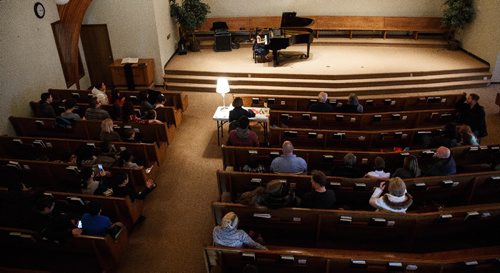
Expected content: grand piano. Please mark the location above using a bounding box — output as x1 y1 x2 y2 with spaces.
264 12 315 67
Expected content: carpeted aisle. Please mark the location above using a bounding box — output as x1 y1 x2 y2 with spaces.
117 92 223 273
117 84 499 273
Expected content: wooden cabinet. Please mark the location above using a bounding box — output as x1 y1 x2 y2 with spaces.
109 58 154 87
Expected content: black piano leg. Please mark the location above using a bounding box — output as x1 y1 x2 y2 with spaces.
306 43 311 58
272 50 279 67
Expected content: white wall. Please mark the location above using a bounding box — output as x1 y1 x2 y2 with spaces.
153 0 179 72
84 0 177 85
0 0 66 135
459 0 500 80
204 0 443 17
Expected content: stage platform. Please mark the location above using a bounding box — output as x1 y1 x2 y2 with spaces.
164 41 491 97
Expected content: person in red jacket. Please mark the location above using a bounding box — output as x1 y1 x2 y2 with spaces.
227 116 259 147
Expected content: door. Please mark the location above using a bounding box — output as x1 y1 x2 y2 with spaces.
81 24 114 88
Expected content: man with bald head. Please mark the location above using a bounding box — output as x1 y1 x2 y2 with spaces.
309 92 333 112
270 141 307 173
424 146 457 176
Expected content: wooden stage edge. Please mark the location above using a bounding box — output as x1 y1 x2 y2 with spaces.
164 44 491 96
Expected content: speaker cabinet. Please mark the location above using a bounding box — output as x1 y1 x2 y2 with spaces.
214 32 232 52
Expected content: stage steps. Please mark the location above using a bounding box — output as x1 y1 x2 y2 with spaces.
164 68 491 97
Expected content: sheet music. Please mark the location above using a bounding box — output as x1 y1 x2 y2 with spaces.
121 57 139 64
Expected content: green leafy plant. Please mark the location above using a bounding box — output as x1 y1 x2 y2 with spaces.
170 0 210 51
442 0 475 35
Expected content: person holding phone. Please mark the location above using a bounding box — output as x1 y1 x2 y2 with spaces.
80 166 111 195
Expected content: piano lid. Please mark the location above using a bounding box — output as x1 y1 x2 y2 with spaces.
280 12 314 28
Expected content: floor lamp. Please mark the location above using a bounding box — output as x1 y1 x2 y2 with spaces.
216 78 230 109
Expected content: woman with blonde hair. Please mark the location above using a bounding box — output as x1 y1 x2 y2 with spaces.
213 212 267 249
99 118 121 142
369 177 413 213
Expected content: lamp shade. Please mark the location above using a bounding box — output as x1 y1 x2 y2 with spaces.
216 78 230 94
55 0 70 5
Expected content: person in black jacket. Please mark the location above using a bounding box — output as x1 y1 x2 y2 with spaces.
302 170 336 209
456 93 487 138
229 97 255 123
38 92 56 118
111 172 156 201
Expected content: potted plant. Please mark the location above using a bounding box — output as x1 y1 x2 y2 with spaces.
169 0 210 52
442 0 475 50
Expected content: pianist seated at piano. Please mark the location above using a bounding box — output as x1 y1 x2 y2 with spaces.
253 30 271 62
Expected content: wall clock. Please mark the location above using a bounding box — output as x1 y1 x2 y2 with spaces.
34 2 45 19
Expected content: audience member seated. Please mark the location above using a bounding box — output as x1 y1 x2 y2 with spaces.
122 102 162 124
81 201 113 237
369 177 413 213
38 92 56 118
302 170 336 209
458 125 479 145
241 153 266 173
259 180 300 209
60 98 82 121
95 141 117 167
76 144 97 167
238 187 266 206
338 93 364 113
270 141 307 174
27 195 82 242
80 167 110 195
111 173 156 201
227 116 259 147
111 90 125 120
122 128 139 142
139 90 153 113
117 149 142 169
330 153 364 178
213 212 267 249
309 92 333 112
153 94 167 109
430 122 458 148
229 97 255 123
85 97 111 121
365 156 390 178
143 109 161 123
100 118 121 142
424 146 457 176
392 155 421 179
456 93 487 138
1 180 39 227
91 82 109 105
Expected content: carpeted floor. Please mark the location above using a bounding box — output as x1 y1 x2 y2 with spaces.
117 84 500 273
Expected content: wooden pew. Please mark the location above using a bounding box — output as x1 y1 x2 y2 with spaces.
0 135 162 167
0 189 142 231
29 101 182 129
205 245 500 273
242 93 463 113
0 158 156 192
48 88 189 112
269 108 456 130
0 226 127 273
212 202 500 251
216 170 500 210
220 144 499 172
9 116 174 146
269 126 444 149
